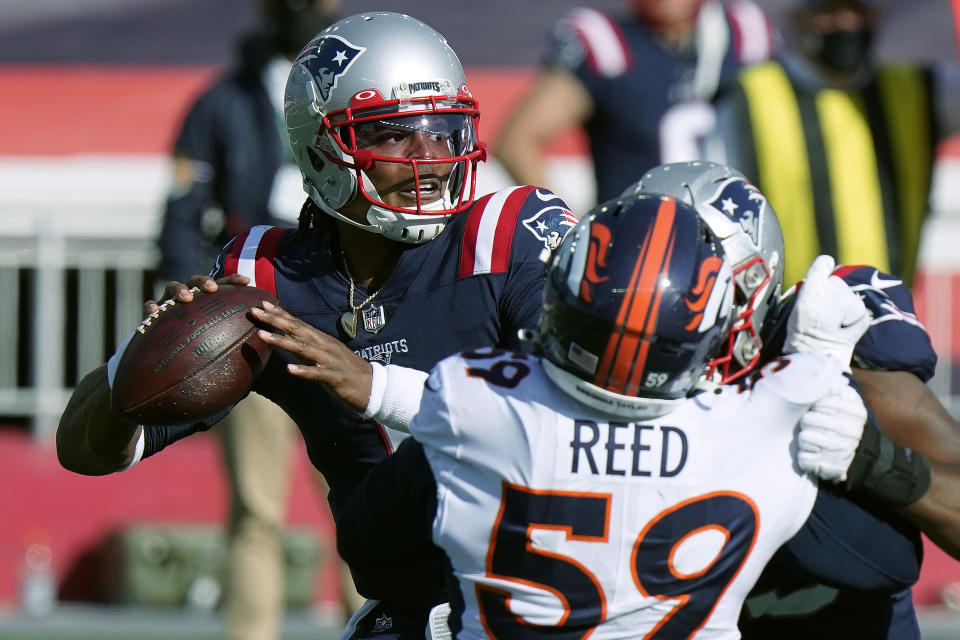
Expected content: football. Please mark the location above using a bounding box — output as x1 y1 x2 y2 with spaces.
110 285 277 425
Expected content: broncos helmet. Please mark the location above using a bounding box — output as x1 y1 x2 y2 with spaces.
625 161 785 383
539 194 735 418
284 12 484 243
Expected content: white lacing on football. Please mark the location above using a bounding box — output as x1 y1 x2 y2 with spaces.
135 287 200 334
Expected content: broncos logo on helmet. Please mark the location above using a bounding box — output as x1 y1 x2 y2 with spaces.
299 35 365 103
684 256 727 331
580 223 612 304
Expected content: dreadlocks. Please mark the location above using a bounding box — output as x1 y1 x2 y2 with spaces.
296 197 324 242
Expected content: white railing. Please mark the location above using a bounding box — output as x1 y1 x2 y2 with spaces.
0 155 166 440
0 212 160 440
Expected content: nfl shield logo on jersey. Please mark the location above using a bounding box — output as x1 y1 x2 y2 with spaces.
372 613 393 633
362 304 387 334
300 35 365 103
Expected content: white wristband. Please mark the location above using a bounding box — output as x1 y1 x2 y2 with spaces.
362 362 389 420
361 363 428 432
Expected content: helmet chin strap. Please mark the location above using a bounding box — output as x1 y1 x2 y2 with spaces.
359 171 455 244
304 167 458 243
306 180 383 235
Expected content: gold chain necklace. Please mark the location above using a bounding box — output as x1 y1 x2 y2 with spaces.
340 255 382 339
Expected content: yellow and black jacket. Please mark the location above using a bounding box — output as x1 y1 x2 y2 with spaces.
717 60 937 287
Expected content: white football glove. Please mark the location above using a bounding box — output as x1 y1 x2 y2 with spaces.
796 383 867 482
784 255 871 371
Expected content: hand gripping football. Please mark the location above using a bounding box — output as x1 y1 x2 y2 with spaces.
110 285 277 425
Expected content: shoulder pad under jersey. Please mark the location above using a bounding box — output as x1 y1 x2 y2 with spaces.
834 265 936 382
457 186 576 279
546 8 631 78
210 225 294 297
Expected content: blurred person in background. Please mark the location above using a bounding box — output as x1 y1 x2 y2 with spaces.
493 0 773 206
155 1 361 639
710 0 960 288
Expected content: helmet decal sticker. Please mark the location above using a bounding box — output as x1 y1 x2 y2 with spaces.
684 256 724 331
301 35 366 103
580 223 612 304
705 178 767 247
522 200 578 251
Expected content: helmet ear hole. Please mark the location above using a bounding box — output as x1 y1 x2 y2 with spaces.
307 147 325 173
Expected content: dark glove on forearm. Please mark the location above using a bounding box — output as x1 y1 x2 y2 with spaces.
845 418 931 506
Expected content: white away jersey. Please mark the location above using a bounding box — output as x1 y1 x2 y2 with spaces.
410 348 849 639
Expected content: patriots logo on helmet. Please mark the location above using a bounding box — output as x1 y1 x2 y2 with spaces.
300 35 365 103
523 202 578 251
706 178 767 246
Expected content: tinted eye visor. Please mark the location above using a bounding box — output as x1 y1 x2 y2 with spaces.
351 113 476 159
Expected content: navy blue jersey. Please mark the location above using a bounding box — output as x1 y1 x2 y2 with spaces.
333 258 931 627
837 265 937 381
761 264 937 382
545 4 771 200
740 264 935 639
211 186 575 603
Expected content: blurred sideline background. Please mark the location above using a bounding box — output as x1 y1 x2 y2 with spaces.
1 0 959 638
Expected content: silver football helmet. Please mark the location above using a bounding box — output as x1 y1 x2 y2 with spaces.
625 161 785 382
284 12 484 243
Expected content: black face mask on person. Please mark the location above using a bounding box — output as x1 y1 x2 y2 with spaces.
809 28 874 75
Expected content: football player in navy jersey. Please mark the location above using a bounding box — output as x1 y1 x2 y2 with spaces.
56 12 577 639
494 0 773 204
629 161 960 639
329 192 937 638
315 162 951 638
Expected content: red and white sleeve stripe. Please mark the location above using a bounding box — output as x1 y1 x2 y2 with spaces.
221 225 286 296
567 8 631 78
459 186 535 278
726 0 773 64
